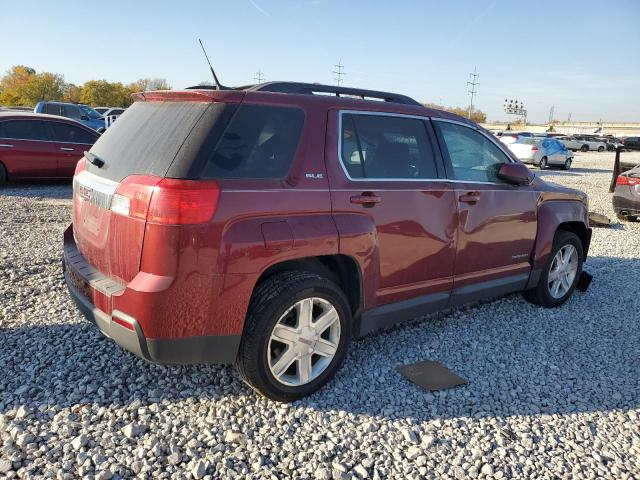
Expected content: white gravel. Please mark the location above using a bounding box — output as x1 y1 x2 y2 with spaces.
1 152 639 479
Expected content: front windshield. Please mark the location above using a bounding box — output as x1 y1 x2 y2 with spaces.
80 105 103 120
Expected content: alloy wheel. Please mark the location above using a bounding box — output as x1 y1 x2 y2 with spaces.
267 297 341 386
547 244 579 299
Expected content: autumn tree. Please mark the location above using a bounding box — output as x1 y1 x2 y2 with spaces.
0 66 65 106
423 103 487 123
128 77 171 92
80 80 132 107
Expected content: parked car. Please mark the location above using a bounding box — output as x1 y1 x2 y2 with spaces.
94 107 111 115
101 107 125 118
557 136 595 152
612 165 640 221
0 112 99 184
508 137 574 169
63 82 592 401
573 135 607 152
622 136 640 151
34 101 107 133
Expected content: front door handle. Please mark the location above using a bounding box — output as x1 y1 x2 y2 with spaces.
350 192 382 207
60 147 74 152
0 144 14 148
459 192 480 203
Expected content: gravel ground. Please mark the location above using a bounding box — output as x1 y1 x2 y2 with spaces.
1 151 639 479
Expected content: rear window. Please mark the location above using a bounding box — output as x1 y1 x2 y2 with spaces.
201 104 304 179
86 101 235 182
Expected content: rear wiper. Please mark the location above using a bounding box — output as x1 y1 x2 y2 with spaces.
84 151 105 168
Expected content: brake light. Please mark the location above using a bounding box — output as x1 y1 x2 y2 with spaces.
616 175 639 186
111 176 219 225
74 158 86 176
531 146 539 152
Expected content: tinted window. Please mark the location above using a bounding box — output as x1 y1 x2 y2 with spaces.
48 122 97 144
341 113 437 179
0 120 48 141
437 121 511 183
87 101 236 182
63 104 82 119
45 104 62 116
202 104 304 179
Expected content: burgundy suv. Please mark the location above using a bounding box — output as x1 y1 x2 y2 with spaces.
63 83 591 401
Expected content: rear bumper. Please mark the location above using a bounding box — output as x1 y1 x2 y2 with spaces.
612 190 640 216
65 273 240 364
63 226 242 365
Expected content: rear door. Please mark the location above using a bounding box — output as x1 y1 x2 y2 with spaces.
46 120 98 176
327 110 457 311
433 119 538 303
0 119 58 178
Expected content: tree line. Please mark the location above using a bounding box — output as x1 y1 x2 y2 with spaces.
0 65 171 108
423 103 487 123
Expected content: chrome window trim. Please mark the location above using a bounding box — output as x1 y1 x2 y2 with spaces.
336 110 517 186
337 110 441 182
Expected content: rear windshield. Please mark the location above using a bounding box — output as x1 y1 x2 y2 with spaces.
517 138 540 145
86 101 234 182
86 101 304 182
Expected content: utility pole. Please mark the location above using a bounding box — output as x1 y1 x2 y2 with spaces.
333 60 346 86
467 67 479 120
253 70 265 83
548 106 554 124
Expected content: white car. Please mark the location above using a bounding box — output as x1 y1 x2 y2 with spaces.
558 135 606 152
508 137 574 169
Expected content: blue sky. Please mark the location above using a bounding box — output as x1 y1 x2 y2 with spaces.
1 0 639 123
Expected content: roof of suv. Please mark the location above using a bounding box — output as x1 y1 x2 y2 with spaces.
136 81 476 127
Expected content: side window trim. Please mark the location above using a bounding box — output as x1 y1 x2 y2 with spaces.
337 110 444 182
431 118 515 185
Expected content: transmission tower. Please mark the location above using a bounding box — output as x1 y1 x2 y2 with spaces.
467 67 479 120
254 70 265 83
333 61 346 86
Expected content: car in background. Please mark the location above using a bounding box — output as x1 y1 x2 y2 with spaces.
622 136 640 151
498 131 532 145
34 101 107 133
0 112 99 184
102 107 125 118
94 107 110 115
612 165 640 221
557 136 595 152
573 135 607 152
507 137 574 169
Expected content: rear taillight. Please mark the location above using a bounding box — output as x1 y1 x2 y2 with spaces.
616 175 639 186
111 176 220 225
75 158 86 176
531 146 539 152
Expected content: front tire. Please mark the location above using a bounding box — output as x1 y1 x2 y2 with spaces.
598 146 605 152
523 230 583 308
563 158 572 170
235 271 352 402
580 145 589 152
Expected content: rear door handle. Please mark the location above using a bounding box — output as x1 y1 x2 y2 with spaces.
350 193 382 206
0 144 14 148
60 147 74 152
459 192 480 203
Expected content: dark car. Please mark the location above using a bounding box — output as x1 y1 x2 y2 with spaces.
63 82 592 401
613 165 640 221
622 136 640 151
0 113 100 184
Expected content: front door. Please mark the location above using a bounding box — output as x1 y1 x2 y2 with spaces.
326 110 458 320
45 120 98 176
433 120 538 303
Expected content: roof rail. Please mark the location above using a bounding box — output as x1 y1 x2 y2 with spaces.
244 82 422 106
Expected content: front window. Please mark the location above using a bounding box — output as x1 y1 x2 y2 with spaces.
437 121 511 183
80 105 103 120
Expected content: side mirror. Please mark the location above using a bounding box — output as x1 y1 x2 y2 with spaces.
498 162 534 185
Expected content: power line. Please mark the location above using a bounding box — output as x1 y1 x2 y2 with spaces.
253 70 265 83
333 60 346 86
467 67 479 120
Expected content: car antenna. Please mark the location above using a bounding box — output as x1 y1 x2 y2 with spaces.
198 38 225 90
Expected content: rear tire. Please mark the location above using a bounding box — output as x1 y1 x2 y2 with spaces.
539 157 548 169
235 271 352 402
0 163 6 185
597 146 605 152
580 145 589 152
523 230 583 308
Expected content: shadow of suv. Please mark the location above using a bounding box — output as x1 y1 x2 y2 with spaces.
63 82 592 401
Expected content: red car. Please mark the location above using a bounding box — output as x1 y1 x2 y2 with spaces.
63 82 592 401
0 112 99 184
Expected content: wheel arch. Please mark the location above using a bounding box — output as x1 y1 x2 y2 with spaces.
557 221 591 261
